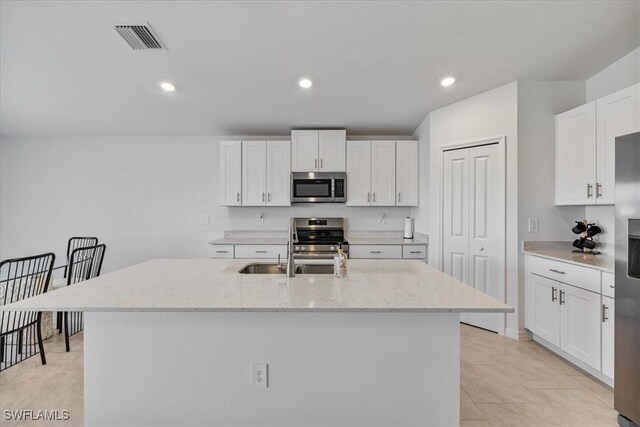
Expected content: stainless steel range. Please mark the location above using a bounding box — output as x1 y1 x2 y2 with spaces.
291 217 349 260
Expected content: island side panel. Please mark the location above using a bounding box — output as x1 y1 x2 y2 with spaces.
85 311 460 426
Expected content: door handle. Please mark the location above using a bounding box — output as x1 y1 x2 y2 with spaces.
587 183 593 198
549 269 565 275
602 304 609 322
551 287 557 302
596 182 602 198
559 290 565 305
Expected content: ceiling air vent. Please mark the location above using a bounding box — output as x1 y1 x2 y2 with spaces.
113 23 166 50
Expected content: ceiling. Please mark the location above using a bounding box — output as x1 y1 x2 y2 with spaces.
1 0 638 137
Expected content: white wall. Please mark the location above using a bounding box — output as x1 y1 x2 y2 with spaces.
411 115 430 233
0 135 413 272
428 82 519 336
584 47 640 255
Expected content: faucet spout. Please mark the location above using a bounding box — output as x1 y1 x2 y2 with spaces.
287 217 296 277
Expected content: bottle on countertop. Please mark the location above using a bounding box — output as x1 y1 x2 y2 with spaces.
334 243 347 278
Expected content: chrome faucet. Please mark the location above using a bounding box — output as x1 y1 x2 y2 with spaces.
286 217 296 277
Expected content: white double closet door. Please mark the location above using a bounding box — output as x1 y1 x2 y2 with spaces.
443 143 505 334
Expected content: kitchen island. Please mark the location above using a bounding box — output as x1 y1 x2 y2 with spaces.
3 258 512 426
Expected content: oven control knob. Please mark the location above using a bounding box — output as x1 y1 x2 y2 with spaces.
301 246 306 250
330 246 336 251
295 246 300 251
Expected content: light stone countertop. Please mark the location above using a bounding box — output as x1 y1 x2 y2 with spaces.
347 237 429 245
210 231 429 246
522 241 614 273
2 259 511 313
210 237 288 245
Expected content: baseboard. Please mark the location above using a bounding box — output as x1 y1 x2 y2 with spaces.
505 328 529 341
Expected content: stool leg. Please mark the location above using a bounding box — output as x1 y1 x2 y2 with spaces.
37 322 46 365
64 312 70 353
17 329 23 354
0 336 4 364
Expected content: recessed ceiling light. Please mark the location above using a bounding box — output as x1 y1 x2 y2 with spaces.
298 78 313 89
440 76 456 87
160 82 176 92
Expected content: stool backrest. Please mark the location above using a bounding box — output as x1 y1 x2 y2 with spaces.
67 244 106 286
65 237 98 277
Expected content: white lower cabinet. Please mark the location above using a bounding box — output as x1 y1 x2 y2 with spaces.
601 296 615 379
234 245 287 259
559 283 601 370
525 254 613 382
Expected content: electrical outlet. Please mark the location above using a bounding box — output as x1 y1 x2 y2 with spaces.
251 363 268 388
200 215 210 225
528 218 539 233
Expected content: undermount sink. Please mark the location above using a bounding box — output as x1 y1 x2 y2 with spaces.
238 263 334 275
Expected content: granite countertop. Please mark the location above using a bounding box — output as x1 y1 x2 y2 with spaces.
2 259 511 314
522 241 614 273
209 231 429 246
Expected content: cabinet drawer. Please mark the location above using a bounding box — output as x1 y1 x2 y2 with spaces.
209 245 234 259
602 272 615 298
403 245 427 259
234 245 287 259
350 245 402 259
528 255 600 294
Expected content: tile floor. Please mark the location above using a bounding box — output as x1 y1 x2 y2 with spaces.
0 325 618 426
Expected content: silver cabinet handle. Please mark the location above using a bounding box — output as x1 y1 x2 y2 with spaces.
315 158 318 170
215 250 229 253
602 304 609 322
549 269 565 275
255 250 267 253
559 290 565 305
551 287 557 302
609 285 615 288
320 158 323 169
268 192 271 202
398 192 402 202
367 192 371 202
587 183 593 198
262 192 265 202
410 251 422 254
373 192 376 202
596 182 602 198
236 192 240 202
370 250 382 254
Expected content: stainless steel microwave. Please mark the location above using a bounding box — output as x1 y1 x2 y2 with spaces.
291 172 346 203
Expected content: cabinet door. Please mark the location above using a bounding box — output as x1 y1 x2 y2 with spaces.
291 130 319 172
242 141 267 206
346 141 371 206
318 130 346 172
528 274 561 347
601 295 615 379
219 141 242 206
370 141 396 206
555 102 597 205
266 141 291 206
396 140 418 206
560 283 601 370
596 84 640 204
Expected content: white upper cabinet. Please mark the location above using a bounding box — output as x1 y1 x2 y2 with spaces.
291 130 318 172
318 130 346 171
219 141 242 206
242 141 267 206
396 140 418 206
346 140 372 206
596 84 640 204
266 141 291 206
556 84 640 205
240 141 291 207
291 129 346 172
555 102 597 205
370 141 396 206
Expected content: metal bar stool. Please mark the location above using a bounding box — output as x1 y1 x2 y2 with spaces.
0 252 55 371
63 244 106 352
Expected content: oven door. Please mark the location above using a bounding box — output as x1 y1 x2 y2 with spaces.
291 173 334 203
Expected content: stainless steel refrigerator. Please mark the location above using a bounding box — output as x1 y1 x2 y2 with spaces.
615 132 640 427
